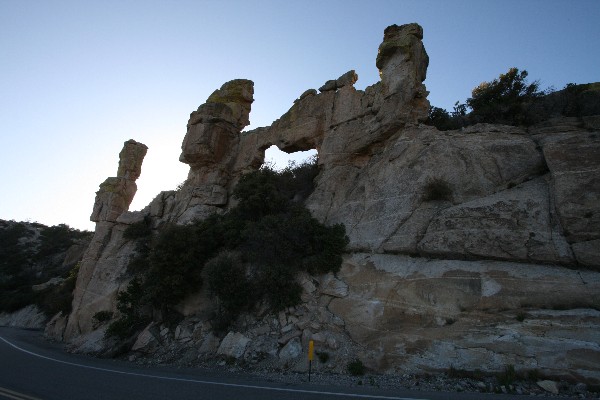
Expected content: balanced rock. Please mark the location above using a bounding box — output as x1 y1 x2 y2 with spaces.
318 70 358 92
376 23 428 100
91 139 147 222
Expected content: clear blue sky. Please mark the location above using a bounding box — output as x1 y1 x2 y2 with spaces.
1 0 598 231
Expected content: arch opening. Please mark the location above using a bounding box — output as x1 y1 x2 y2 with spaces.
263 145 318 170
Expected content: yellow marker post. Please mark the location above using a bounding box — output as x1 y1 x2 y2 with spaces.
308 340 314 382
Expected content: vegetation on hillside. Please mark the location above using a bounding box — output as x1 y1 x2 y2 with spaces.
108 157 349 338
425 67 598 130
0 220 91 314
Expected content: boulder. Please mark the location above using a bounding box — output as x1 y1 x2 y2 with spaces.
132 323 160 352
217 332 250 359
279 337 302 361
198 333 221 354
319 79 337 93
319 273 349 298
335 70 358 88
537 380 560 394
318 70 358 92
376 23 428 102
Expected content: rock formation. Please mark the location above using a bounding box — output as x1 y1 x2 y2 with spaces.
63 139 147 340
60 23 600 382
91 140 148 222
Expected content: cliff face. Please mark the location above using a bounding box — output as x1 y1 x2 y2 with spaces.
61 23 600 381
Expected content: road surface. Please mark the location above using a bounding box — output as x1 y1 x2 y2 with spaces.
0 326 524 400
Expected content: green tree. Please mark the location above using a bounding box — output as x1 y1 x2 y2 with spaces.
205 252 254 314
233 167 290 221
106 277 149 338
467 67 543 125
144 224 207 316
426 102 467 131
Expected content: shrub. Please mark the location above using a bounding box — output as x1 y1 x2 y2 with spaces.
467 68 543 125
123 217 152 240
35 224 89 259
106 278 150 339
347 359 366 376
143 223 215 316
126 253 149 274
0 221 33 276
301 220 348 275
426 102 468 131
233 167 290 221
526 369 540 382
115 278 145 318
427 67 559 129
277 156 320 203
106 316 144 339
242 206 347 274
497 364 517 386
1 220 91 314
205 252 254 315
233 156 319 221
93 310 114 323
257 263 303 312
36 262 80 316
36 281 73 316
0 287 37 313
113 159 347 333
422 178 453 202
317 351 330 363
93 310 114 329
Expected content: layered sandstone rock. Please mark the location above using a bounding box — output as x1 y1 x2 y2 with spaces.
329 254 600 381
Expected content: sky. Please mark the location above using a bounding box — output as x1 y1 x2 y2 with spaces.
1 0 598 231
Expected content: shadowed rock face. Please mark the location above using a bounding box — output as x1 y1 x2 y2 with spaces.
62 23 600 380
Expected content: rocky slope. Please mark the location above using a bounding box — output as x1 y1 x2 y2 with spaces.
56 23 600 385
0 219 91 327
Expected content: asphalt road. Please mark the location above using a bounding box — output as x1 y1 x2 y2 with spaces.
0 326 526 400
